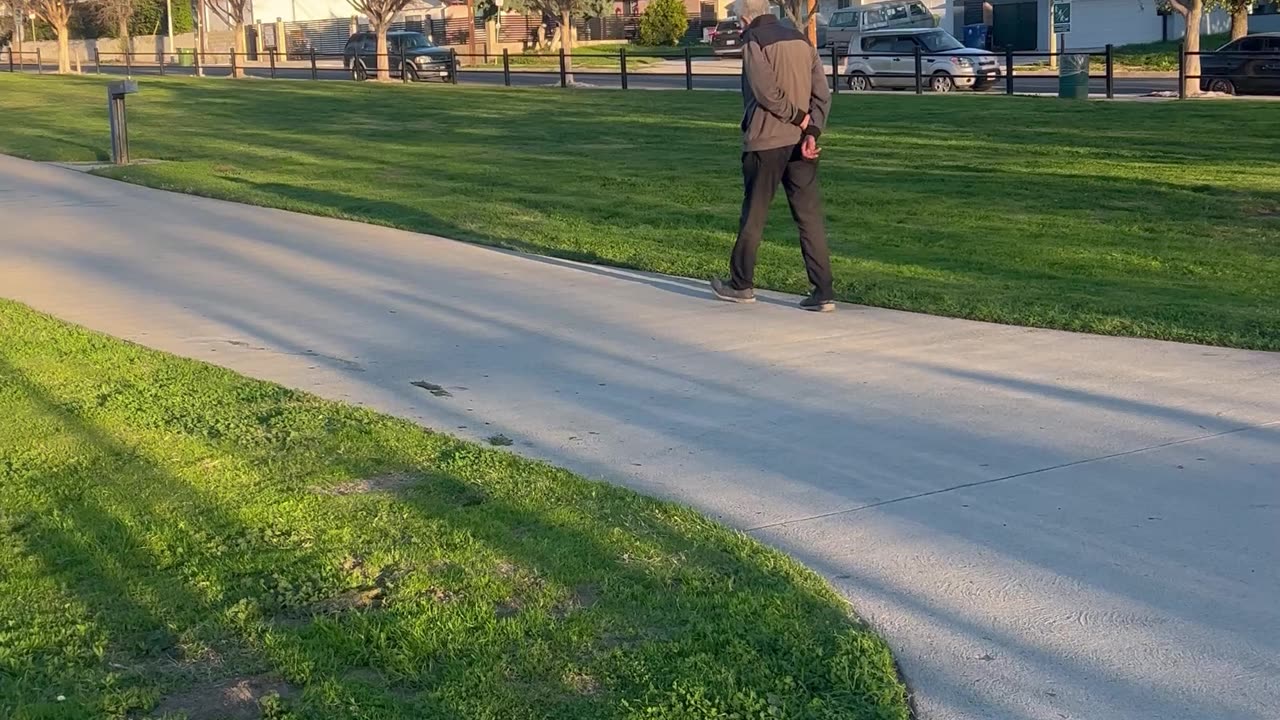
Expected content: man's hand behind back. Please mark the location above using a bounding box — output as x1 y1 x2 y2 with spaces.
801 135 821 161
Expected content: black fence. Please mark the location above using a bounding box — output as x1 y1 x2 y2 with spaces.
7 44 1277 100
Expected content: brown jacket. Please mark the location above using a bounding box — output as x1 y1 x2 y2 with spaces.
740 15 832 152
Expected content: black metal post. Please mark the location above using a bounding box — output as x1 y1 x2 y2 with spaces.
231 48 238 77
830 45 839 94
914 45 922 94
36 48 42 74
400 45 407 83
7 48 12 73
1177 42 1186 100
159 50 166 75
620 47 628 89
1005 47 1014 95
1105 44 1114 99
559 47 566 88
269 49 277 79
194 48 203 77
310 47 317 80
684 46 692 90
450 49 458 84
502 48 510 86
125 49 131 76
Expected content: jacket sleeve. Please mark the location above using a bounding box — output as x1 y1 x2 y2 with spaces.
743 39 808 126
804 48 832 139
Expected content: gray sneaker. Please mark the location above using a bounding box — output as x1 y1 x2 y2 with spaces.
711 278 756 304
799 293 835 313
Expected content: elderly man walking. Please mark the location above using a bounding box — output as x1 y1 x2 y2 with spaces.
711 0 835 312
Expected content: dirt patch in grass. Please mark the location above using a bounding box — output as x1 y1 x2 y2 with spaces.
313 473 416 496
151 674 297 720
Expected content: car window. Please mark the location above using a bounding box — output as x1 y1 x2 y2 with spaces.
716 21 738 32
863 7 888 29
832 10 857 27
919 30 963 52
1266 38 1280 51
889 4 910 21
862 36 886 52
1239 38 1264 51
909 2 930 18
891 37 918 53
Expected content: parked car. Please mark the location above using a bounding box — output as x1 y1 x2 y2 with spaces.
843 28 1000 92
343 31 454 82
825 0 935 53
1200 33 1280 95
711 19 744 57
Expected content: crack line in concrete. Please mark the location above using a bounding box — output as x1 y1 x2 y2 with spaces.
746 419 1280 533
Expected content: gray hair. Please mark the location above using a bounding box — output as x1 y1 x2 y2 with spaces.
734 0 770 19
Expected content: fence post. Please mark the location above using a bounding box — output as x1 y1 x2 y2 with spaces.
830 44 839 94
125 49 131 76
36 48 42 74
914 45 922 94
159 49 166 75
1104 44 1114 99
1177 42 1186 100
9 48 15 73
310 46 317 80
684 46 692 90
195 48 203 77
558 47 566 88
450 49 458 84
231 48 238 77
502 48 510 86
400 45 407 83
1005 47 1014 95
620 46 628 89
269 49 277 79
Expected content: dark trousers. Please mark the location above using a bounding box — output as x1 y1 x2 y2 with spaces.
730 144 834 300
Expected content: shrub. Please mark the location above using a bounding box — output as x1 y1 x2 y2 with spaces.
639 0 687 47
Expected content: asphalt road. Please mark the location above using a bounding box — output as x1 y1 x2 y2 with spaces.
29 61 1181 96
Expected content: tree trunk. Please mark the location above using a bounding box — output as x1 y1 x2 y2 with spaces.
1230 6 1248 40
560 9 572 85
375 26 390 81
118 18 132 55
232 21 246 76
1183 0 1203 97
56 22 70 73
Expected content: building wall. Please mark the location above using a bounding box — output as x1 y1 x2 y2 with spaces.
979 0 1228 51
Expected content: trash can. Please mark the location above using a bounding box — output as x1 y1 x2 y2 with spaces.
1058 53 1090 99
176 48 194 67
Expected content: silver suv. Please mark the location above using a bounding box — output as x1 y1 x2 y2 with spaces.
843 28 1001 92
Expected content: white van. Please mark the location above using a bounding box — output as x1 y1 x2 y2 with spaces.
825 0 936 52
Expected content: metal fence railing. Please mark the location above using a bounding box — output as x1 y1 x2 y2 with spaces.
7 44 1277 99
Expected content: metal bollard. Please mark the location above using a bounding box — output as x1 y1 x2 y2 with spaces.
502 48 510 86
914 46 922 94
1005 47 1014 95
684 46 692 90
310 47 317 80
620 47 628 89
1105 44 1114 99
107 80 139 165
559 47 566 88
830 45 839 94
269 49 277 79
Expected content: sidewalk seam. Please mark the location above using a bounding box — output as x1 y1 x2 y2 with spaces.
745 418 1280 532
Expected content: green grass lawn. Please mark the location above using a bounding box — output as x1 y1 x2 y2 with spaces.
1113 33 1230 70
0 74 1277 350
0 299 908 719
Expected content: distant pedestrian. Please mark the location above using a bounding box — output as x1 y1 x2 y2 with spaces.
711 0 834 312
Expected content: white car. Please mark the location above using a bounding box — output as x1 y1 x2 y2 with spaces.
843 27 1002 92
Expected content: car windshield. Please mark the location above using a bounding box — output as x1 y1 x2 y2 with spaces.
396 33 434 49
717 21 739 32
918 30 964 52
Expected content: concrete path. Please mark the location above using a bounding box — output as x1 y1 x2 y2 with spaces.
2 155 1277 720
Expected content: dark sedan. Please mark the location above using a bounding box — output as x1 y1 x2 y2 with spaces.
1200 33 1280 95
343 31 454 82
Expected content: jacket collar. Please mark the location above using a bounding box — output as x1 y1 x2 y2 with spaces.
747 14 779 30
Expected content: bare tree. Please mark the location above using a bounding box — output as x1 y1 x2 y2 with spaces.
28 0 72 72
95 0 135 54
207 0 249 76
347 0 413 81
1165 0 1204 96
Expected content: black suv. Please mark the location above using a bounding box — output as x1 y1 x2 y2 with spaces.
1200 33 1280 96
343 31 454 82
711 19 743 57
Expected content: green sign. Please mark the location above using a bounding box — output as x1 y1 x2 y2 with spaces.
1052 1 1071 33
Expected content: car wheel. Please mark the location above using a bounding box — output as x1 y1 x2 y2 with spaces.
352 62 368 82
1207 78 1236 95
931 72 955 93
403 62 419 82
847 71 871 91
